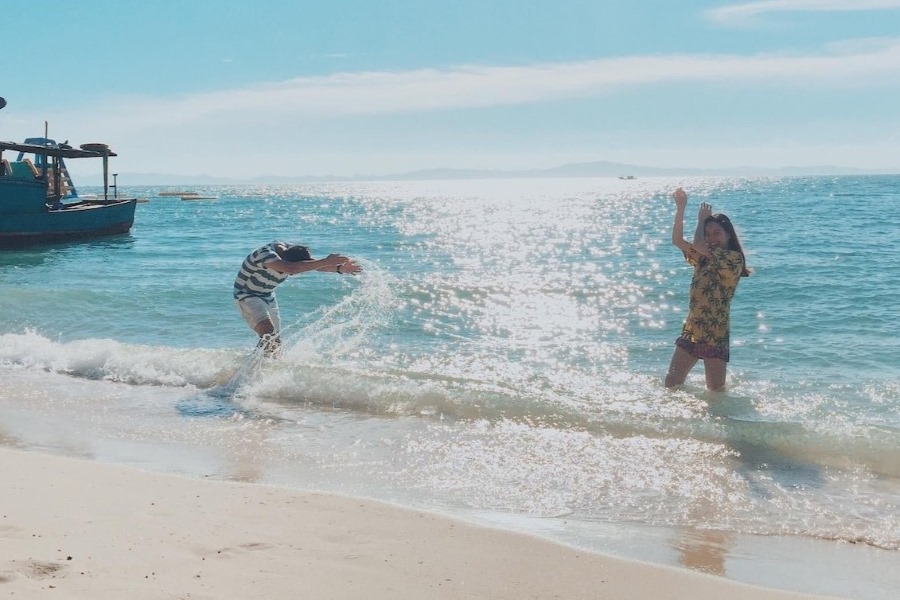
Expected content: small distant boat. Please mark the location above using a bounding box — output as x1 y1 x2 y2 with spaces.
158 190 196 197
0 97 137 247
180 194 218 201
618 175 636 180
159 191 218 201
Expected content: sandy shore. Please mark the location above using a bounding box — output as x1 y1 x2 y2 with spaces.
0 447 829 599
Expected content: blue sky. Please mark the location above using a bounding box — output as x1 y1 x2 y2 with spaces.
1 0 899 178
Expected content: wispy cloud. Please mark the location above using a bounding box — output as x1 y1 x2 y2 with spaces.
103 38 900 126
706 0 900 26
9 37 900 144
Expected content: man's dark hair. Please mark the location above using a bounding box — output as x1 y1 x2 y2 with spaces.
281 245 312 262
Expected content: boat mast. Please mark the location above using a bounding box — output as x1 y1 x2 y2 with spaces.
41 121 63 202
0 98 4 176
103 149 109 201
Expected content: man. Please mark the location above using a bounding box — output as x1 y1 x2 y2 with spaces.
234 241 363 356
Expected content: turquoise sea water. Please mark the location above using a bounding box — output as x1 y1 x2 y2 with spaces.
1 176 898 597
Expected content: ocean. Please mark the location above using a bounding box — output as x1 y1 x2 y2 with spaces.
1 176 898 598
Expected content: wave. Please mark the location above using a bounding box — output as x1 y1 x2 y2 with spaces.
3 326 899 485
0 330 241 388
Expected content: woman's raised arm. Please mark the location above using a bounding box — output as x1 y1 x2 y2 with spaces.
671 188 692 253
671 189 712 258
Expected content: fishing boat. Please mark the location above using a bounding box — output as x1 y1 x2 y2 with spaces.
0 97 137 247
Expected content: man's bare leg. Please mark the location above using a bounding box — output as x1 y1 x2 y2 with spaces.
253 318 281 357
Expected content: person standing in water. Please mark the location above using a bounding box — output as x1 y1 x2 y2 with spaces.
234 241 363 356
666 188 750 391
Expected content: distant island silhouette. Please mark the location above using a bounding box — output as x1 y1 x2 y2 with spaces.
77 159 896 186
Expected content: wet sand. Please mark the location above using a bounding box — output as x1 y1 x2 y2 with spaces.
0 446 830 599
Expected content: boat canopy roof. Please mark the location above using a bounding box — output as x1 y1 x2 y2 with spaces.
0 141 118 159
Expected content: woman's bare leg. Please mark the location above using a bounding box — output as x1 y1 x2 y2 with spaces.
666 347 699 387
703 358 727 391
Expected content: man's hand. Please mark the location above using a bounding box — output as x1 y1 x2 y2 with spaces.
337 260 363 275
323 253 349 267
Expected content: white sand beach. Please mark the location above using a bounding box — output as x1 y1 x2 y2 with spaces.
0 447 829 599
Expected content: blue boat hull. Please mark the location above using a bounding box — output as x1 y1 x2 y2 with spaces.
0 180 136 247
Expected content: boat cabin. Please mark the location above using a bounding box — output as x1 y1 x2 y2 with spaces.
0 140 118 213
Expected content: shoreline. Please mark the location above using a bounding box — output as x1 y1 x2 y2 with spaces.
1 446 828 599
0 366 897 599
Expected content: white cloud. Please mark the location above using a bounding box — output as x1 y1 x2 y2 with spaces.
5 39 899 176
40 36 900 136
706 0 900 25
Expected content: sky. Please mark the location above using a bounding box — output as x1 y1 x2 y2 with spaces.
1 0 899 179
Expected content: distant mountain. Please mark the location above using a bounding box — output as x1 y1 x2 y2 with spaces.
79 160 895 186
81 172 246 186
379 161 887 179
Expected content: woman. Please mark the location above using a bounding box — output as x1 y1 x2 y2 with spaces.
665 188 750 391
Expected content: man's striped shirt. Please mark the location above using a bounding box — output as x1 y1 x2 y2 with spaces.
233 242 289 302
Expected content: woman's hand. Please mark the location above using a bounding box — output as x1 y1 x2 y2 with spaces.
697 202 712 222
673 188 688 211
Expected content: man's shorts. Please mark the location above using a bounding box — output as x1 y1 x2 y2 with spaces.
236 296 280 332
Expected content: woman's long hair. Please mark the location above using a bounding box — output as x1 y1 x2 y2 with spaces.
707 214 751 277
